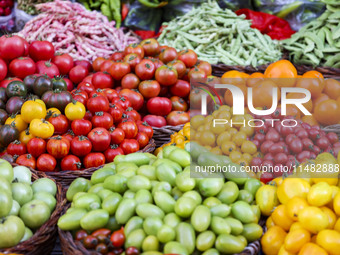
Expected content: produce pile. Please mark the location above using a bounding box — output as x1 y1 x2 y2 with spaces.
0 160 58 248
283 0 340 67
17 0 139 61
158 1 282 66
17 0 52 15
0 0 13 16
59 147 263 255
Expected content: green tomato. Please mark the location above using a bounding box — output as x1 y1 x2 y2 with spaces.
0 190 12 217
0 176 11 195
176 222 196 254
198 178 224 197
182 191 202 206
8 200 20 216
11 182 33 206
91 167 115 185
163 241 188 255
127 175 151 192
19 200 51 229
217 181 239 205
175 171 196 192
137 165 157 181
196 231 216 252
163 213 181 229
20 227 33 242
238 190 254 204
174 197 196 218
74 193 101 211
97 189 114 201
154 191 175 214
103 175 128 194
168 148 191 168
143 217 163 236
88 183 105 194
124 216 143 237
231 201 257 224
241 223 263 242
66 178 91 202
151 182 171 196
203 197 222 208
244 178 262 197
58 208 87 231
156 164 176 186
157 224 175 243
116 162 138 173
32 178 57 196
135 189 153 205
215 234 246 254
125 229 146 250
0 159 13 183
13 166 31 184
102 193 122 215
142 235 159 252
0 215 25 248
80 209 109 231
136 203 164 219
191 205 211 232
33 192 57 212
105 216 121 231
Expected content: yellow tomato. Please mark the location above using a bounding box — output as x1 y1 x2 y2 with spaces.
307 182 332 207
218 105 231 112
242 153 252 164
261 226 287 255
298 206 329 234
174 135 185 145
29 119 54 139
229 151 242 162
241 140 257 154
21 100 46 123
334 218 340 232
278 246 294 255
178 130 184 136
255 184 279 216
216 110 231 120
266 216 275 229
65 101 86 121
290 222 305 232
19 129 35 145
235 158 248 166
272 205 294 231
272 177 283 186
191 115 205 129
47 107 61 116
316 229 340 255
240 125 254 137
221 141 236 155
277 178 310 204
320 206 336 229
154 147 162 156
285 197 308 221
284 228 311 254
228 127 238 137
5 114 27 133
34 99 46 107
216 131 232 146
210 147 222 155
231 115 246 128
232 131 247 146
333 192 340 216
298 243 328 255
200 131 215 146
316 152 337 163
210 121 227 135
327 186 340 209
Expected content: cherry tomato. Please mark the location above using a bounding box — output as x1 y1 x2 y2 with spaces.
159 47 177 63
9 57 36 80
69 65 89 84
177 49 198 67
140 38 160 56
29 41 54 61
124 43 144 58
118 120 138 139
47 114 69 135
124 53 141 71
170 80 190 97
137 122 153 139
168 60 186 78
166 111 190 126
147 97 172 116
52 53 74 75
170 96 188 111
46 135 70 159
143 115 166 128
74 60 92 73
119 89 144 111
109 51 124 61
87 94 110 113
71 119 92 136
136 132 149 148
92 57 106 72
112 95 132 110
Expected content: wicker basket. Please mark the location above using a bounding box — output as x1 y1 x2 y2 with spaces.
42 139 156 187
322 124 340 138
0 170 66 255
153 125 184 148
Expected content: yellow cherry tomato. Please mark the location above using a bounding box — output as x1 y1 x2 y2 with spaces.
65 101 86 121
19 129 35 145
219 105 231 112
284 228 311 254
316 229 340 255
298 243 328 255
272 177 283 186
216 110 231 120
200 131 215 146
232 131 247 146
191 115 205 129
154 147 162 156
298 206 329 234
240 125 254 137
21 100 47 123
320 206 336 229
261 226 287 255
272 205 294 231
290 222 305 232
333 192 340 216
241 140 257 154
255 184 279 216
235 158 248 166
277 178 310 204
242 153 252 164
29 119 54 139
205 115 214 123
278 246 294 255
174 135 185 145
216 131 232 146
229 151 242 162
231 115 247 129
5 114 27 133
285 197 308 221
266 216 275 229
228 127 238 137
307 182 332 207
210 147 222 155
221 141 236 155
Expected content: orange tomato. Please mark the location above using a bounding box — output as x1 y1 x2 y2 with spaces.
298 243 328 255
224 84 247 106
303 70 324 79
221 70 249 86
301 115 319 126
264 60 297 87
272 205 294 231
261 226 287 255
247 72 265 87
251 80 281 108
286 92 313 113
323 79 340 100
297 73 325 99
313 93 330 110
281 104 301 119
314 99 340 125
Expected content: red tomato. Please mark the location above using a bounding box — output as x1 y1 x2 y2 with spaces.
119 89 144 111
137 122 153 139
0 35 25 60
155 66 178 86
109 104 124 123
63 78 74 91
288 138 303 154
83 152 106 168
109 51 124 61
120 139 139 154
0 77 22 89
124 43 145 58
136 132 149 148
47 114 69 135
21 38 29 56
316 137 331 150
93 57 106 72
52 54 74 75
92 111 114 129
9 57 36 79
84 111 93 121
70 135 92 157
100 60 114 72
87 94 110 113
69 65 89 84
92 72 114 89
135 59 156 80
118 120 138 139
170 80 190 98
27 138 46 158
296 150 311 163
7 140 26 156
168 60 186 78
87 128 111 152
61 155 82 171
0 58 7 82
110 228 125 248
29 41 54 62
36 61 60 78
125 247 140 255
74 60 92 73
121 73 140 90
327 132 338 144
265 128 280 142
104 145 124 162
125 107 141 122
170 96 188 111
16 154 36 169
71 119 92 136
46 135 70 159
140 38 160 57
260 171 274 184
109 127 125 144
159 47 177 64
138 80 160 99
188 67 207 80
143 115 166 128
62 131 75 143
146 57 164 69
112 95 132 110
103 88 118 102
36 154 57 172
166 111 190 126
109 62 131 81
196 60 212 76
178 49 198 68
77 82 95 94
147 97 172 116
123 53 141 71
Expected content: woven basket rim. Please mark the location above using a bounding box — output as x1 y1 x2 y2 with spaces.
0 168 66 254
